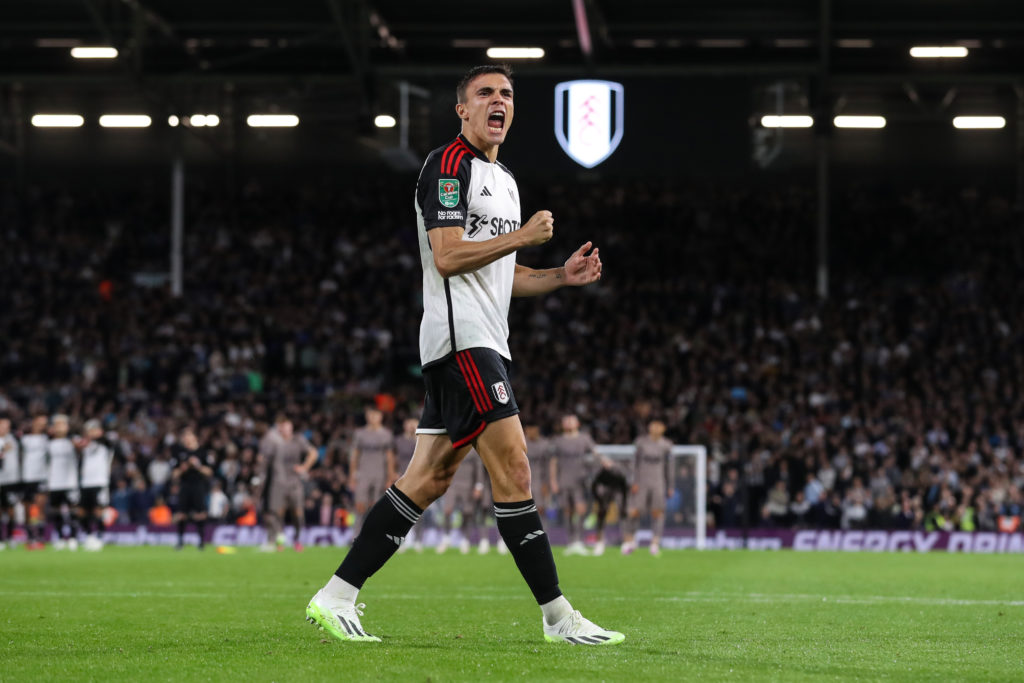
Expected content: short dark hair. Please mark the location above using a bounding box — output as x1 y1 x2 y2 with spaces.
456 64 513 103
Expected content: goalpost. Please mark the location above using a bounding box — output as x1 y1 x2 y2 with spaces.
594 444 707 550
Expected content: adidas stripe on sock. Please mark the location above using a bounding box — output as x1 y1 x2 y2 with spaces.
335 485 423 589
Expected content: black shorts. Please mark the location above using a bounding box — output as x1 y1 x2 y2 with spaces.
178 485 207 515
418 348 520 448
49 490 74 508
80 487 105 510
21 481 44 499
0 482 22 506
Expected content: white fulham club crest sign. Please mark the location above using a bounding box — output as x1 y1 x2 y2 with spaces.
491 381 510 405
554 80 624 168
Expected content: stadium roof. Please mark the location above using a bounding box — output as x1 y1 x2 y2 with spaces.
3 0 1024 84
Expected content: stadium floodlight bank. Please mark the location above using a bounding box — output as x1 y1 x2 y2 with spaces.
910 46 968 58
486 47 545 59
70 46 118 59
98 114 151 128
952 116 1006 129
834 115 886 129
595 444 707 550
247 114 299 127
31 114 84 127
760 115 813 128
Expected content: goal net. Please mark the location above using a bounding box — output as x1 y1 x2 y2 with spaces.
594 444 707 550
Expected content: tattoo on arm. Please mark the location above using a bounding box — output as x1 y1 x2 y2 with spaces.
527 272 563 280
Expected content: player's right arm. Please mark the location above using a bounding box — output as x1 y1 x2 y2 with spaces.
429 213 552 278
418 145 552 278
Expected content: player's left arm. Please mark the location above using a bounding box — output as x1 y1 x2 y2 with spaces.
511 241 602 297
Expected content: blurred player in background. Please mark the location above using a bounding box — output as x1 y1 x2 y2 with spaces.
550 414 597 555
622 419 674 556
0 416 20 549
435 449 481 554
20 415 49 549
46 415 79 550
172 427 214 550
76 419 114 551
590 457 629 556
393 418 418 478
259 415 317 551
349 407 395 529
523 423 551 516
392 418 423 552
306 65 622 647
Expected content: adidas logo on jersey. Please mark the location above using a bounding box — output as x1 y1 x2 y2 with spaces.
481 186 492 196
386 534 404 547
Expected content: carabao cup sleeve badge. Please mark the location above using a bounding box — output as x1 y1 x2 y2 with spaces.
439 179 460 208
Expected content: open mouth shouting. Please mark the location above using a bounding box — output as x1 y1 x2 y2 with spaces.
487 110 506 134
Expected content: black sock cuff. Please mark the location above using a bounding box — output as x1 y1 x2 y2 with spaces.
493 499 537 518
386 485 423 522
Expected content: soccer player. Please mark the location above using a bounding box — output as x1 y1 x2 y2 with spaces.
19 415 49 549
46 415 80 550
76 419 114 551
259 415 317 551
349 407 396 527
392 418 422 552
434 449 481 554
306 64 622 646
172 427 215 550
523 423 552 516
590 457 630 556
550 414 598 555
0 416 20 549
622 419 674 556
393 418 419 479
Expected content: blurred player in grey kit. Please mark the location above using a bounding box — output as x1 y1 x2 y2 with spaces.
349 407 396 529
259 414 318 551
523 423 552 516
436 449 482 554
393 418 422 552
550 415 596 555
622 419 674 556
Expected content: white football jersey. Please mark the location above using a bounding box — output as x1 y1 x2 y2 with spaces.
20 433 49 483
0 434 18 484
415 133 521 367
80 439 113 489
47 438 79 491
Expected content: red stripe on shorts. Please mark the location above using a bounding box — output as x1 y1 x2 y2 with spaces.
456 351 486 413
463 351 494 411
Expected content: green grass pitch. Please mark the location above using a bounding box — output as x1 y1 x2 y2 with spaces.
1 545 1021 681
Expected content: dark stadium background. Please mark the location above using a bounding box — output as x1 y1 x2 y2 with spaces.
1 0 1023 547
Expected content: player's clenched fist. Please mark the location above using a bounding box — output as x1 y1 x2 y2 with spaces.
520 210 554 246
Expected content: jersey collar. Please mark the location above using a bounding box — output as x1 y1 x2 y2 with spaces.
457 133 488 161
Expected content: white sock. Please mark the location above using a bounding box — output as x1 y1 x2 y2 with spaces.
540 595 573 626
323 575 359 605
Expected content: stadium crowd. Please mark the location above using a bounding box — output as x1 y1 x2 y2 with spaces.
1 177 1023 541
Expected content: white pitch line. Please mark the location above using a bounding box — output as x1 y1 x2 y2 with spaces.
0 589 1020 608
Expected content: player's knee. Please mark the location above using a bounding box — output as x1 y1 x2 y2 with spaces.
398 467 453 506
494 457 531 498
